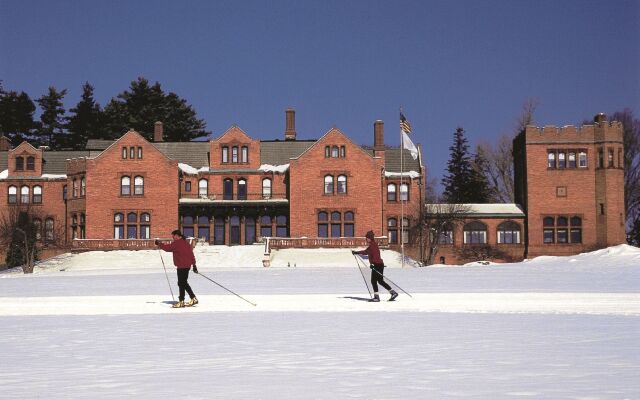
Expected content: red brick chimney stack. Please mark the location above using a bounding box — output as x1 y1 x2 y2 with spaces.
285 108 296 141
0 135 12 151
374 120 384 153
594 113 607 124
154 121 164 142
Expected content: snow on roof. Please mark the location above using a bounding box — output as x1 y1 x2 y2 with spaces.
426 203 525 216
259 164 289 173
0 170 67 180
385 171 421 179
0 169 7 179
178 163 209 175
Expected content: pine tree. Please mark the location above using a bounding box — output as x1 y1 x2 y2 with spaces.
102 77 209 141
442 127 491 203
0 82 37 144
36 86 68 148
66 82 104 149
470 151 493 203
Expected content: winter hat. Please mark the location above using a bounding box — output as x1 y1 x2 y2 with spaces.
171 229 185 238
365 230 375 239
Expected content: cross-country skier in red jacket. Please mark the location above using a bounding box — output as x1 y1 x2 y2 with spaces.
352 230 398 302
156 230 198 308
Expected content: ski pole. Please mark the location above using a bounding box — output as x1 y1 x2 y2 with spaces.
158 250 175 302
196 271 257 307
352 253 373 298
354 254 413 298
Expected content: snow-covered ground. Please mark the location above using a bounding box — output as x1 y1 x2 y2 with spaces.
1 244 639 399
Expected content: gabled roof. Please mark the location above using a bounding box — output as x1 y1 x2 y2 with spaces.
383 148 422 172
152 142 210 169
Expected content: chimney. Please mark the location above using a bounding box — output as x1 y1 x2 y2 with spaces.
0 135 12 151
374 120 384 153
154 121 164 142
284 108 296 141
594 113 607 124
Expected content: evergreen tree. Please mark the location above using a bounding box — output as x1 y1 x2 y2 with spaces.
470 150 493 202
102 77 209 141
0 82 37 144
66 82 104 149
442 127 490 203
36 86 68 148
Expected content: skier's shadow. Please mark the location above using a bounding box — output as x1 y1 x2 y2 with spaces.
161 300 178 305
341 296 372 302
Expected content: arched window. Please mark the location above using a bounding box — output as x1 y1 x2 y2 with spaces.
578 151 588 167
213 216 224 244
570 216 582 243
325 146 330 158
400 183 409 201
337 175 347 194
127 212 137 239
114 213 124 239
556 216 568 243
463 221 487 244
388 218 398 244
438 223 454 244
344 211 354 237
15 156 24 171
140 213 151 239
33 185 42 203
241 146 248 163
232 146 238 163
558 152 566 168
73 178 79 197
80 177 86 196
324 175 334 194
340 146 346 158
33 218 42 241
547 152 556 168
387 183 397 201
134 176 144 195
497 221 521 244
121 176 131 195
331 146 339 158
122 147 127 159
199 179 208 198
260 215 272 238
245 217 256 244
199 215 211 243
137 147 143 159
182 215 194 238
276 215 288 237
222 146 229 163
45 218 54 241
402 217 410 244
8 185 17 204
21 186 30 203
543 216 555 243
262 178 272 199
79 213 86 239
238 179 247 200
318 212 328 238
223 178 233 200
568 151 576 168
26 156 35 170
331 212 341 237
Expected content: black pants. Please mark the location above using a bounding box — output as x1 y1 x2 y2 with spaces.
370 263 391 292
177 268 195 301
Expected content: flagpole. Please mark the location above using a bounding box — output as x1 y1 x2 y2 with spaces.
399 107 405 269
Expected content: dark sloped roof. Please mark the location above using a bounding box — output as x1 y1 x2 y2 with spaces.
86 139 117 150
384 148 422 172
43 151 90 174
259 140 316 165
0 152 6 171
151 142 210 168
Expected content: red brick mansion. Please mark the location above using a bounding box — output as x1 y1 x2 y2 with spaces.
0 110 626 264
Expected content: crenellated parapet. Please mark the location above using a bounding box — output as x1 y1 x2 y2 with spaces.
524 114 623 144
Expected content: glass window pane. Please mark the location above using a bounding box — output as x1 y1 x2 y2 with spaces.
318 224 328 238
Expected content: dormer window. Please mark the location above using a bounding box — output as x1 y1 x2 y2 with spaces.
15 156 24 171
26 156 35 170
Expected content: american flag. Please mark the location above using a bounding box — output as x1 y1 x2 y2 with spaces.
400 112 412 134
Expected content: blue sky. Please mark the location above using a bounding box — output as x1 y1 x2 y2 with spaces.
2 0 639 190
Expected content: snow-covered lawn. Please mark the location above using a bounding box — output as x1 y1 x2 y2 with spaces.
1 245 639 399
